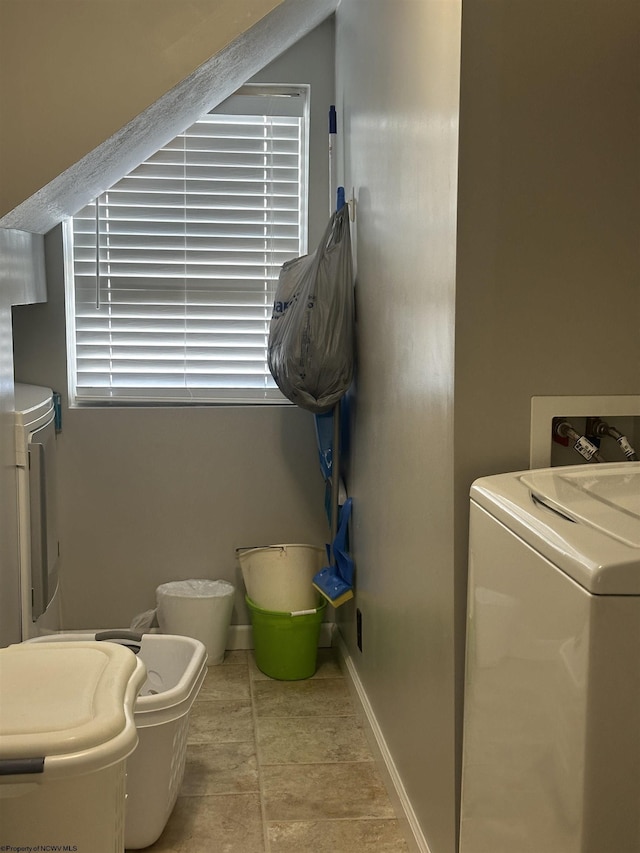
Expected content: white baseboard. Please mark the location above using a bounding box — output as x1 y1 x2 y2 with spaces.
226 622 334 650
333 631 432 853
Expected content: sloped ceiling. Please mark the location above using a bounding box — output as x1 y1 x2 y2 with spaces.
0 0 337 234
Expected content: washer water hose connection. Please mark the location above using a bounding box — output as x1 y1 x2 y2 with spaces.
554 420 606 463
589 419 638 461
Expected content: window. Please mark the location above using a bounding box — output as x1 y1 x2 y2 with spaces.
65 84 309 405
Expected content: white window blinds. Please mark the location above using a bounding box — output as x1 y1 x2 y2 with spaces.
66 85 308 404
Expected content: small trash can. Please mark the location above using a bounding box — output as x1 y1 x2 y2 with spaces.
237 543 325 610
156 579 235 665
0 641 146 853
246 595 326 680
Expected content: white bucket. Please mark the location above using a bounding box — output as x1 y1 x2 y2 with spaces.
237 544 325 611
156 579 235 665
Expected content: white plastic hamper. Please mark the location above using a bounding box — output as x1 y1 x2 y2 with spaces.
124 633 207 848
0 642 145 853
26 631 208 849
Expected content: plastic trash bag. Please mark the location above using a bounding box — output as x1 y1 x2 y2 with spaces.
130 608 158 631
268 205 354 413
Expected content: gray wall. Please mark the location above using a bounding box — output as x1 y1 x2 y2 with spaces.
454 9 640 827
11 20 335 630
0 296 20 646
0 229 46 646
0 0 285 220
334 3 462 852
334 2 639 852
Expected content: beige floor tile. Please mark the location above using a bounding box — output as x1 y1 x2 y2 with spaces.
253 678 354 717
188 700 253 744
128 647 405 852
136 793 264 853
256 715 373 764
268 818 410 852
311 647 345 678
198 664 250 701
181 741 259 796
262 763 397 821
219 649 248 666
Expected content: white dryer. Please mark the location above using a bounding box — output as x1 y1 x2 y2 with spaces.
13 383 61 639
460 462 640 853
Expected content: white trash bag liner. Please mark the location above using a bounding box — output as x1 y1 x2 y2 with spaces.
237 544 324 611
156 579 235 665
130 608 158 631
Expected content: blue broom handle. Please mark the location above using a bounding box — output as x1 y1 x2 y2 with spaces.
330 399 341 559
329 105 337 216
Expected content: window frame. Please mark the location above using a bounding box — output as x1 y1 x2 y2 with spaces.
64 83 310 407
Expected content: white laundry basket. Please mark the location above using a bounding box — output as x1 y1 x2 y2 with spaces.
26 630 208 849
0 641 145 853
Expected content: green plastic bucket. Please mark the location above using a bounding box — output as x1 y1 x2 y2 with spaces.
246 595 326 680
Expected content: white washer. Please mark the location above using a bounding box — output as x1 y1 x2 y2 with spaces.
460 462 640 853
13 383 61 639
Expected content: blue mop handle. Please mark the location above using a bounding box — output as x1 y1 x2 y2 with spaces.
333 498 354 585
333 497 352 555
329 105 337 216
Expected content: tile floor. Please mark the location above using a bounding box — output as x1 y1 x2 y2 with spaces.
133 648 410 853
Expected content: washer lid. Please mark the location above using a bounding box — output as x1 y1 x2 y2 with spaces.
471 462 640 594
521 465 640 548
0 642 143 763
